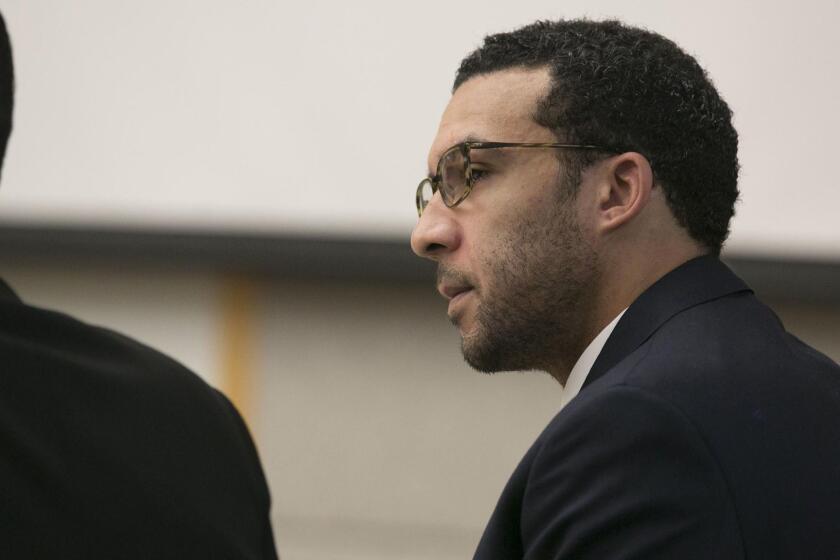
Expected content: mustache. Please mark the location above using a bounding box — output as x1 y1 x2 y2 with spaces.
436 265 476 290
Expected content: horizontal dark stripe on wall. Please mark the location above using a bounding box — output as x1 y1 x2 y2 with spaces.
0 223 837 303
0 224 432 282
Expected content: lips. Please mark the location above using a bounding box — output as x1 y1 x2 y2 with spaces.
439 284 473 301
436 267 475 309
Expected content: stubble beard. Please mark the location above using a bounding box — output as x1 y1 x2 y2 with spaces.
458 195 600 376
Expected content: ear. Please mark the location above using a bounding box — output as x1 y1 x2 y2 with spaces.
593 152 655 234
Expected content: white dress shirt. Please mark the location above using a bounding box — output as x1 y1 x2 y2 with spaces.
559 309 628 411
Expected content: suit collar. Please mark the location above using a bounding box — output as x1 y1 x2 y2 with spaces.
583 255 752 390
0 277 22 304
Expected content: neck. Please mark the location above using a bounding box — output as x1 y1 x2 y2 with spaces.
546 244 708 384
598 244 707 329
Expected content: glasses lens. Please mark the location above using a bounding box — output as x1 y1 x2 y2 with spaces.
417 179 434 216
439 146 467 206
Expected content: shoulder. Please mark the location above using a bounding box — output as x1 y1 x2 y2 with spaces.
575 286 837 406
1 298 212 391
518 385 743 558
0 297 266 488
525 292 840 556
568 290 840 468
0 298 244 442
611 291 840 417
0 302 275 557
534 383 724 484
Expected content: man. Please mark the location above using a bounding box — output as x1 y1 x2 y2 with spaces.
411 19 840 559
0 13 277 559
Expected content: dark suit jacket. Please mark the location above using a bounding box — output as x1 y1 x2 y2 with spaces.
474 256 840 559
0 279 277 559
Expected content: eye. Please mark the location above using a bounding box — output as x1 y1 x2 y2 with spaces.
470 167 490 182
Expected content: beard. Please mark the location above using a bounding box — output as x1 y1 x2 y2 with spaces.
449 190 600 376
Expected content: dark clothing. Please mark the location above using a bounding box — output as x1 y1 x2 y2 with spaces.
0 279 277 559
474 256 840 559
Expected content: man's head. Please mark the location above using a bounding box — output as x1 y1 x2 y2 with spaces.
0 12 13 177
454 19 739 252
410 19 739 380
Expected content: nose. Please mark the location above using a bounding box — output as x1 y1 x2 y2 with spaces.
410 195 461 261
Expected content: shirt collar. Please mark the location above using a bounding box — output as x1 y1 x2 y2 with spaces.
559 308 627 410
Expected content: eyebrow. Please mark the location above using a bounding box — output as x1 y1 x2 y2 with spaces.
461 134 488 144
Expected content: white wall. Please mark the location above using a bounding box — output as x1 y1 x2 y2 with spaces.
0 1 838 258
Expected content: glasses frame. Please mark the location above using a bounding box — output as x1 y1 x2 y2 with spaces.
416 141 619 217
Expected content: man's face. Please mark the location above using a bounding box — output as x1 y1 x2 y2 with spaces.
410 67 601 375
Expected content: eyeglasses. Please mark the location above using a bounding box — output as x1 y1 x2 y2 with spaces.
415 141 617 217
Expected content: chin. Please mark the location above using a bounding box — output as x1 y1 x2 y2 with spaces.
458 310 552 374
449 306 476 333
461 331 515 374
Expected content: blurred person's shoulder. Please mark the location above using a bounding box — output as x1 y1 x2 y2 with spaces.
0 277 255 451
0 277 219 402
0 275 257 463
0 277 276 558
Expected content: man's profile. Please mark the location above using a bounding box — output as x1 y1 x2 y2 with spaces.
0 13 277 559
411 19 840 559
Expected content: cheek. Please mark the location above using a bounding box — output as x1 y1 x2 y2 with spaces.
458 226 502 297
470 221 523 293
460 175 558 285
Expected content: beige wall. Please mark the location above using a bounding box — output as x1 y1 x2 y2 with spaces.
256 280 562 559
1 261 838 559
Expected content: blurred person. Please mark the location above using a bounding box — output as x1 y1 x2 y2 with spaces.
0 13 277 559
411 19 840 559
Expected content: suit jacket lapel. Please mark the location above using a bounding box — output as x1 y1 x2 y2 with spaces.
583 256 752 390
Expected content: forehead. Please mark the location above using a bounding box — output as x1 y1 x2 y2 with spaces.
429 67 554 166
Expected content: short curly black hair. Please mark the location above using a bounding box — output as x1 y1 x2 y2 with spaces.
454 19 739 254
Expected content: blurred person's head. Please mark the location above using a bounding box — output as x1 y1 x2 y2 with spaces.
0 11 13 178
410 19 739 382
